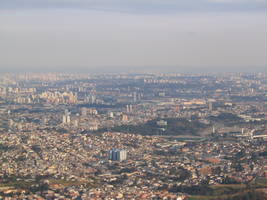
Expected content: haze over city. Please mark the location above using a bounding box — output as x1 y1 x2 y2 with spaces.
1 0 267 72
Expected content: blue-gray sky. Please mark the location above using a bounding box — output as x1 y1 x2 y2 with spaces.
1 0 267 72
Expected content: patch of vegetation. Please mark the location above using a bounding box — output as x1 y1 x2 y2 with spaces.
188 182 267 200
209 113 243 125
101 118 209 136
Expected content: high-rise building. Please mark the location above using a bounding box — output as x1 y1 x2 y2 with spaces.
62 114 71 125
208 101 213 111
109 149 127 161
66 115 71 124
108 112 114 118
126 105 129 112
126 105 133 112
62 115 67 124
133 92 137 102
122 114 128 122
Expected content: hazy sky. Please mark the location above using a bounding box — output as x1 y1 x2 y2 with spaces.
1 0 267 72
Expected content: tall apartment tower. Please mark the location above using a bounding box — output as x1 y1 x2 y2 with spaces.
62 114 71 125
109 149 127 161
208 101 213 111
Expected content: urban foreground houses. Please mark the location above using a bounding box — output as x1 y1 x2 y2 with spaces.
0 73 266 199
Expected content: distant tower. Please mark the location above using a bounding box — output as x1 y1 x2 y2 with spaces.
90 95 96 104
122 114 128 122
62 115 67 124
133 92 137 103
208 102 213 111
212 126 216 134
109 149 127 161
109 112 114 118
62 114 71 125
66 115 71 124
126 105 130 113
126 105 133 113
138 93 142 101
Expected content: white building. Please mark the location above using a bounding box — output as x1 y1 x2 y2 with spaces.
109 149 127 161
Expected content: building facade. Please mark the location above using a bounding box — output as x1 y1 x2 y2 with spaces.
109 149 127 161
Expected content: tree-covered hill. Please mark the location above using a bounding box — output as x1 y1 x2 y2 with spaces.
101 118 209 136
